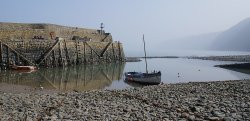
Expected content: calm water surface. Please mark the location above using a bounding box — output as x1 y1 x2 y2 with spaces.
107 58 250 89
1 57 250 93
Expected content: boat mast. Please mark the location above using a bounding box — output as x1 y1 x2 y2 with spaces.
143 34 148 73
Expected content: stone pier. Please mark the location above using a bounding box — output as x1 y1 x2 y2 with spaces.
0 22 125 68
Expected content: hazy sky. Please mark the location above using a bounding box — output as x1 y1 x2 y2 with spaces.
1 0 250 56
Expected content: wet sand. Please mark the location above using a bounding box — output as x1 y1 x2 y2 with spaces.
0 83 59 94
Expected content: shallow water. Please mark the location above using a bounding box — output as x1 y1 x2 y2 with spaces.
152 50 250 57
106 58 250 89
0 57 250 93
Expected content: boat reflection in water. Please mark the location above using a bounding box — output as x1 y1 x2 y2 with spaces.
0 63 125 93
124 79 145 88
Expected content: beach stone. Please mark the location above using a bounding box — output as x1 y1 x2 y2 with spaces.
124 113 130 118
245 108 250 112
188 115 196 121
162 118 170 121
50 114 58 120
231 113 242 119
130 112 137 117
189 106 201 112
223 117 233 121
169 112 176 119
57 112 65 119
208 116 220 121
176 108 182 112
0 80 249 120
212 111 225 117
230 108 237 113
180 112 189 118
131 107 138 111
178 119 186 121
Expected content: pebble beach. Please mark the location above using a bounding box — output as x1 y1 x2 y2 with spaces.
0 80 249 120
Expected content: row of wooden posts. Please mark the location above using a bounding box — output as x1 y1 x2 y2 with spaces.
0 38 124 70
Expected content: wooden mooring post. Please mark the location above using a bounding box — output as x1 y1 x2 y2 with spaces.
75 39 79 64
0 42 3 64
58 41 63 66
6 46 10 67
63 40 70 64
118 41 121 60
83 42 86 63
91 49 93 63
16 54 20 65
52 50 56 67
112 43 115 61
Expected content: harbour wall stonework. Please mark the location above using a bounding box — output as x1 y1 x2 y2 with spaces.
0 23 125 68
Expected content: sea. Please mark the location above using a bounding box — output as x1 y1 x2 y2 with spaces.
0 50 250 93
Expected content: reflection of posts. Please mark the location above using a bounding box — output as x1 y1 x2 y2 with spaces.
19 63 125 91
0 42 3 64
101 70 112 82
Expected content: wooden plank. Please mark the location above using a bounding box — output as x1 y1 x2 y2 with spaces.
37 38 63 65
52 50 56 66
44 58 48 67
6 46 10 66
101 34 108 42
63 39 70 64
91 49 93 63
17 54 20 65
83 42 86 63
85 42 101 57
58 41 62 66
0 42 36 66
112 43 115 61
75 40 79 64
100 42 112 57
118 41 121 60
0 42 3 64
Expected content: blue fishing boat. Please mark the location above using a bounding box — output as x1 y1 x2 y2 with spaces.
124 35 161 85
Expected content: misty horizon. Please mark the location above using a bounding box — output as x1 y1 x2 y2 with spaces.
1 1 250 57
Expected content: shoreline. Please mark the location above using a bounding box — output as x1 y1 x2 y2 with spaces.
126 55 250 63
188 55 250 62
216 63 250 69
0 80 249 120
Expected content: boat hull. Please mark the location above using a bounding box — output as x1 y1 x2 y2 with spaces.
132 75 161 84
11 66 37 71
124 71 161 85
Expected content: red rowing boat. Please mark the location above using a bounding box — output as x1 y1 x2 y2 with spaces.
11 65 37 70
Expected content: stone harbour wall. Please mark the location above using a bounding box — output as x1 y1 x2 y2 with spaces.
0 22 125 68
0 22 112 42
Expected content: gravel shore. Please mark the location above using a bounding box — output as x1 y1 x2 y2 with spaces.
0 80 249 120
